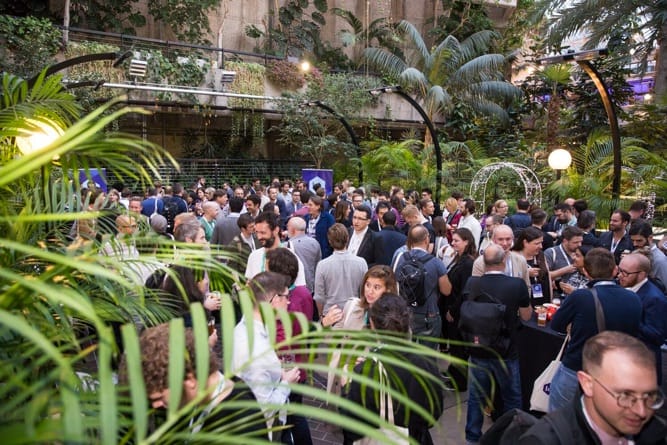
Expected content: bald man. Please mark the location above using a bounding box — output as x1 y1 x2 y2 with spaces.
472 224 531 291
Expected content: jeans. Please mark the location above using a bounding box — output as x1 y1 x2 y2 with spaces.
465 357 522 443
548 363 579 412
411 313 442 351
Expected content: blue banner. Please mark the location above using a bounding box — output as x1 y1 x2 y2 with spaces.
302 169 333 195
78 168 108 193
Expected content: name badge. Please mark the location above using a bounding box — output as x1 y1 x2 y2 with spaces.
532 283 544 299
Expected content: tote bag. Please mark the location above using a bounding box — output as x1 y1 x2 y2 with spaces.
353 361 410 445
530 334 569 413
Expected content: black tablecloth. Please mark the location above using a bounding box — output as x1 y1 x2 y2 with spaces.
517 314 567 411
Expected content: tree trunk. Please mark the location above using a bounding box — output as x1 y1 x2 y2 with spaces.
62 0 70 47
654 22 667 99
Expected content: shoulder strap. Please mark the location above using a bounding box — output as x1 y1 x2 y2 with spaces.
590 287 606 332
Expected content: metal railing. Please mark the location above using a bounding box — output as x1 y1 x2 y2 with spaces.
111 158 314 190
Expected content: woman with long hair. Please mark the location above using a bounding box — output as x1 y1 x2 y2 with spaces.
512 226 551 306
440 227 478 391
333 200 351 228
326 265 397 395
390 193 405 228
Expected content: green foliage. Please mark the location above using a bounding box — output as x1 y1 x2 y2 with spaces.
136 49 210 102
529 0 667 96
246 0 339 66
274 73 381 169
427 0 494 43
362 20 522 135
69 0 146 35
0 69 458 444
0 15 62 78
332 8 403 65
147 0 218 44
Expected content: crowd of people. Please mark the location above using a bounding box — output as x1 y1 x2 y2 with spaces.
86 175 667 444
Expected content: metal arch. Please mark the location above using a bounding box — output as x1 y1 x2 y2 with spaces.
470 162 542 210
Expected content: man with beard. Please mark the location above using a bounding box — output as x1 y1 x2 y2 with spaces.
457 199 482 250
244 211 307 286
618 253 667 384
599 209 633 264
546 203 577 244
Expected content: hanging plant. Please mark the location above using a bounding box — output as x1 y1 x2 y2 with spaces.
226 61 266 150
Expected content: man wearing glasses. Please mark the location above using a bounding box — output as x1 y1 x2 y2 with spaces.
521 331 667 444
618 253 667 384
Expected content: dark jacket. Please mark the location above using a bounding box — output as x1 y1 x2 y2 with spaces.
598 231 633 264
520 392 667 444
374 226 407 266
348 227 378 266
304 211 335 258
551 281 642 371
342 350 444 445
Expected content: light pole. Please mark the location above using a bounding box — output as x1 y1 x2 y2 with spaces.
548 148 572 203
302 100 363 184
538 48 621 200
368 86 443 211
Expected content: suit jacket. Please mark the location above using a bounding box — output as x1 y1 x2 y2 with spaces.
348 228 378 266
598 231 633 264
304 211 335 258
374 226 407 266
636 279 667 355
368 219 382 232
211 214 240 246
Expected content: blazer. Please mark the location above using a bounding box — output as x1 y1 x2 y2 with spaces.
374 226 407 266
348 228 378 266
598 231 633 264
304 211 335 258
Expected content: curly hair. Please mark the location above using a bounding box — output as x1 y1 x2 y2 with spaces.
121 323 219 397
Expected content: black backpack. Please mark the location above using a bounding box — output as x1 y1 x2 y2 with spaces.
458 277 511 356
396 251 433 307
160 197 180 234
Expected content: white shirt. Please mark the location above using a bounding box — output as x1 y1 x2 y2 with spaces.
245 246 307 286
348 227 368 256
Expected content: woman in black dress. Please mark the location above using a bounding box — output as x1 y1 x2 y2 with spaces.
440 227 478 391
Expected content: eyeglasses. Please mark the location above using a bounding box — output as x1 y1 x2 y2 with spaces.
269 292 290 303
618 267 641 276
352 216 368 221
591 375 664 410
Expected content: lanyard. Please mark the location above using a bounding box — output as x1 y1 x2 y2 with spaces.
559 244 572 267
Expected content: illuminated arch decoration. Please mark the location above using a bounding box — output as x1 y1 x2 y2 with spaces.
470 162 542 210
622 166 656 221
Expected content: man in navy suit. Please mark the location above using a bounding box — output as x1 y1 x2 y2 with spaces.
374 210 407 266
619 253 667 384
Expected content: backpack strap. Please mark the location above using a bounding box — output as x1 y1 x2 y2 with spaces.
590 287 606 332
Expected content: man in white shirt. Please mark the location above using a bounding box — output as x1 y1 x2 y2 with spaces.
245 212 307 286
457 198 482 250
347 205 377 265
